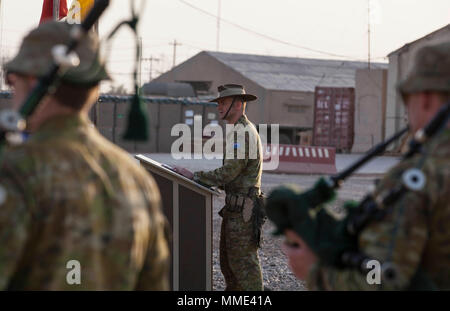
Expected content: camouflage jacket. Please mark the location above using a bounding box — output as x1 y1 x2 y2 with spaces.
307 128 450 290
0 114 170 290
193 115 262 196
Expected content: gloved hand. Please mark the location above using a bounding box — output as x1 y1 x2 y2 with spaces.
265 178 359 266
265 178 336 236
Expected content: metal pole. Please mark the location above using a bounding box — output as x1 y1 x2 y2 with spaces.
149 57 160 82
368 0 371 70
53 0 60 21
216 0 221 51
170 40 181 68
150 57 154 82
94 0 99 34
172 40 177 68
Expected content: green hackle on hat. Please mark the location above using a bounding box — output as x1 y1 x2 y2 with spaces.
123 85 149 141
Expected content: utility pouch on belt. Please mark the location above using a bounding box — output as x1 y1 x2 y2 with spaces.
249 188 267 248
223 188 266 247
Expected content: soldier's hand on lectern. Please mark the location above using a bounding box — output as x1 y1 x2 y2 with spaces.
173 166 194 180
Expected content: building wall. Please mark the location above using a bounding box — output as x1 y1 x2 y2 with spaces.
386 26 450 149
154 52 319 133
353 69 387 153
267 90 314 128
154 52 269 126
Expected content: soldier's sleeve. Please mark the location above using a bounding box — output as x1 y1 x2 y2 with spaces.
135 181 171 291
0 163 31 290
193 158 247 187
193 131 251 187
307 160 435 291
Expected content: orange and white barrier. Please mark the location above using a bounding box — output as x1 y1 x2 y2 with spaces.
263 144 337 175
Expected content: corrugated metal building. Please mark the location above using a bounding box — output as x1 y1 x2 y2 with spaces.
386 24 450 150
0 92 218 153
153 51 387 145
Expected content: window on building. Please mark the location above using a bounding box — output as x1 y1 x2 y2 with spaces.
177 81 212 96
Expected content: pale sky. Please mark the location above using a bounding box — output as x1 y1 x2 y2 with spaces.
0 0 449 92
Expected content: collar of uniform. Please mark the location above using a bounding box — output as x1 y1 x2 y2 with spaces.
235 114 249 126
29 113 91 142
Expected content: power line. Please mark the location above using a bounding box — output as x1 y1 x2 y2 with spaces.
178 0 374 61
142 56 160 82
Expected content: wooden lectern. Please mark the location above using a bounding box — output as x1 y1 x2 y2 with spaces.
135 155 219 291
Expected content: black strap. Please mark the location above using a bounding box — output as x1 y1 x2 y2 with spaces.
222 97 237 120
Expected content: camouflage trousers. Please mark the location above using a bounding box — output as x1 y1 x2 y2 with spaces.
219 206 263 291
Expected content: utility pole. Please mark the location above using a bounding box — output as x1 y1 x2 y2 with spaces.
368 0 371 70
170 40 182 68
53 0 60 21
216 0 221 51
142 56 160 82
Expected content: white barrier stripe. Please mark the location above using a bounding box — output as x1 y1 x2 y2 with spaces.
285 147 290 156
280 147 284 156
324 149 329 158
298 148 304 157
311 149 317 158
272 146 278 156
305 148 310 157
292 147 297 157
318 149 323 158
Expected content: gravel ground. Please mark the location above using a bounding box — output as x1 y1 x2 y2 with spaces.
140 154 391 291
212 174 378 291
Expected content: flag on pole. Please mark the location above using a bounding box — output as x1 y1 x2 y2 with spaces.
68 0 95 23
39 0 68 24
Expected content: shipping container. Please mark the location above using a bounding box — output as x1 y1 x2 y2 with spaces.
313 87 355 152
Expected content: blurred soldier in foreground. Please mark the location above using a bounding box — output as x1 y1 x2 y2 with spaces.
282 42 450 290
0 21 170 290
174 84 266 291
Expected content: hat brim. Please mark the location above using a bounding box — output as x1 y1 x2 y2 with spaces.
397 74 450 96
209 94 257 103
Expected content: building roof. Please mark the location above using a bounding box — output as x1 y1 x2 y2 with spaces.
388 24 450 57
205 51 388 92
141 82 196 97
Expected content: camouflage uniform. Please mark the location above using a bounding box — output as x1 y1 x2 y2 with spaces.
0 114 170 290
0 21 170 290
307 42 450 290
307 129 450 290
193 114 264 291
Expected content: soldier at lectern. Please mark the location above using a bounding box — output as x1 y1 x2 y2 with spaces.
174 84 266 291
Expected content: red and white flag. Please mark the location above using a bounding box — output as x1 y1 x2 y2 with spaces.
39 0 68 24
